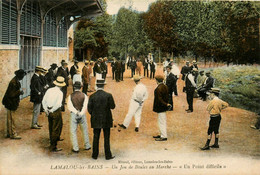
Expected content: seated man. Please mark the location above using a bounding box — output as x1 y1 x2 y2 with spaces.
198 71 214 101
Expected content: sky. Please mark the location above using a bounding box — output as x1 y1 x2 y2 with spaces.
106 0 157 15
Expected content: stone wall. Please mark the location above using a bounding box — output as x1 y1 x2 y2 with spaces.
0 46 19 112
42 47 69 69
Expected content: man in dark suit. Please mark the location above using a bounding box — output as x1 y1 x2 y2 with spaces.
181 61 191 81
101 57 108 80
70 60 79 81
56 61 69 111
149 60 156 79
30 66 45 129
143 58 149 77
153 75 171 141
121 60 125 81
46 63 58 88
165 66 177 111
88 79 116 160
190 60 199 83
185 68 198 113
115 59 121 82
130 57 137 78
2 69 26 139
198 71 214 101
111 58 116 80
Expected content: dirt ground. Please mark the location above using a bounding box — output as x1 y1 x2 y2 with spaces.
0 63 259 175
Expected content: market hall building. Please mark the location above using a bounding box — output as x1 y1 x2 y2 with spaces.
0 0 103 111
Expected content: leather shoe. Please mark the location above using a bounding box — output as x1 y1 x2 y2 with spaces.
52 148 63 152
135 127 139 132
10 135 21 139
37 123 43 127
58 138 64 141
118 124 126 129
200 145 210 150
155 138 167 141
31 125 41 129
84 147 91 151
186 110 193 113
153 135 160 139
72 149 79 153
92 156 98 160
106 156 115 160
210 144 219 148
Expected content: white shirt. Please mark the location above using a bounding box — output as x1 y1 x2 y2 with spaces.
73 74 82 84
163 61 169 68
132 83 148 103
187 74 197 88
67 91 88 116
42 86 63 113
171 64 180 78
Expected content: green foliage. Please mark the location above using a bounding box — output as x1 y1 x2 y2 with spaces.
206 66 260 113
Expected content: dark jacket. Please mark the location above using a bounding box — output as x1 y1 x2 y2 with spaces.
153 83 169 113
115 61 121 72
101 62 107 74
30 74 44 103
150 62 156 72
111 61 116 72
70 65 78 79
93 62 102 74
181 65 191 80
57 67 69 86
46 68 56 88
88 90 115 128
166 72 177 93
203 76 214 90
121 61 126 72
130 60 137 70
2 77 22 111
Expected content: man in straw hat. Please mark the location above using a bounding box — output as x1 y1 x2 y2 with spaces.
30 66 45 129
2 69 26 139
185 68 198 113
42 76 66 152
88 79 115 160
118 75 148 132
68 81 91 153
153 75 171 141
200 88 228 150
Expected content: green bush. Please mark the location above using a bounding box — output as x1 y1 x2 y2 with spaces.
201 66 260 114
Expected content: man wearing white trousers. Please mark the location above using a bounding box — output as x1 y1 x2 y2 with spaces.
68 81 91 153
118 75 148 132
153 75 171 141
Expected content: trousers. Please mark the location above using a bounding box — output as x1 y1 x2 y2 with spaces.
92 128 112 159
7 110 17 137
158 112 167 138
48 109 62 150
186 88 195 111
32 103 41 126
123 100 143 128
70 113 91 151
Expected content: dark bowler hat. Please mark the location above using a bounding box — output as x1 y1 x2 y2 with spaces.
199 70 204 73
166 65 172 69
73 81 82 88
15 69 27 76
206 71 211 74
51 63 58 68
96 79 106 85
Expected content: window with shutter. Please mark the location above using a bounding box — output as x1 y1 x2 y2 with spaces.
20 0 41 37
43 10 57 47
1 0 17 44
58 18 68 47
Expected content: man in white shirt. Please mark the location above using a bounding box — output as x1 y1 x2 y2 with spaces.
68 81 91 153
185 68 198 113
118 75 148 132
170 61 180 96
163 57 169 72
42 76 65 152
72 70 82 89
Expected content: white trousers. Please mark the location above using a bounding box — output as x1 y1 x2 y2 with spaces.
70 113 91 151
158 112 167 138
123 99 143 128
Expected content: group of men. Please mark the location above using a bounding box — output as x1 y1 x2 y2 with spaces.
2 57 230 160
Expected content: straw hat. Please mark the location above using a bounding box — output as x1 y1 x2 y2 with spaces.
133 75 141 81
209 88 220 94
35 66 43 72
155 75 165 82
53 76 66 87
